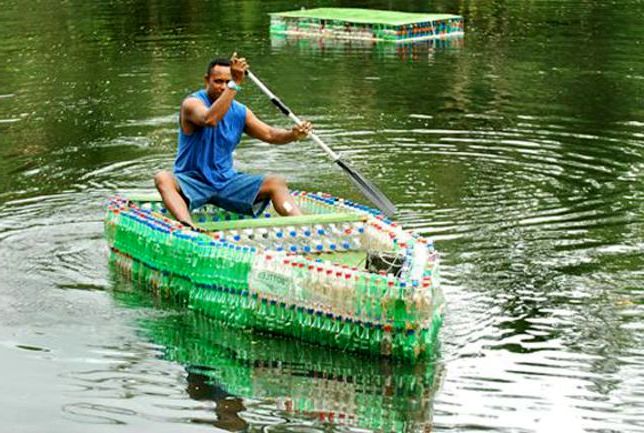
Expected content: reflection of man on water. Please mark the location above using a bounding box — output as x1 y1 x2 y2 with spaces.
186 369 247 431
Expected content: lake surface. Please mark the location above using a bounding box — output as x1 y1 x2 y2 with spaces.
1 1 643 432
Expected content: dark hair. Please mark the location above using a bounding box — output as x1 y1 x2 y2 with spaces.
206 58 231 76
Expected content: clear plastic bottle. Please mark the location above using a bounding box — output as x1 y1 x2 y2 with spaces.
331 269 343 313
228 230 241 243
327 223 343 245
355 272 368 321
342 271 354 318
323 238 338 253
312 241 325 254
271 227 285 251
384 276 397 323
381 324 393 355
313 223 327 238
254 228 270 249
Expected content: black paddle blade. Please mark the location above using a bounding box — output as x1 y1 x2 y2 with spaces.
335 158 397 218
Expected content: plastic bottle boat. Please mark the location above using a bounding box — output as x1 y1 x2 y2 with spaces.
105 190 443 362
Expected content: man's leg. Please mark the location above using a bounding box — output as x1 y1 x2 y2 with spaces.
257 175 302 216
154 170 194 225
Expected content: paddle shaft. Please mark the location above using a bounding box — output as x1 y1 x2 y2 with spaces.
245 71 339 161
246 69 397 217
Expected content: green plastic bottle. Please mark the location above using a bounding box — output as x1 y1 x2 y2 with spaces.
392 328 405 359
311 311 323 342
338 318 353 349
321 312 333 346
370 324 382 355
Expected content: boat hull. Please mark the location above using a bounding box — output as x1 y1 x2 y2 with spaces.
105 191 443 362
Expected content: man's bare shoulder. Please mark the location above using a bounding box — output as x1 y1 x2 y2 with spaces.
180 96 208 132
181 96 205 111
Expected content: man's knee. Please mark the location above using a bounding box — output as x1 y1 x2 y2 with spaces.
264 175 288 193
154 170 175 191
258 175 289 200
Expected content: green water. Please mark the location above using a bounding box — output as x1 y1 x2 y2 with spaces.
0 0 642 432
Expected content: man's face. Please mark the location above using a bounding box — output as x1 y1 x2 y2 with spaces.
204 65 232 100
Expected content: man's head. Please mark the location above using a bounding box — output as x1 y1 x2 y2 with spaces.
204 58 232 101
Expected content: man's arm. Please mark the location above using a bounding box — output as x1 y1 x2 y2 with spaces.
181 53 247 134
244 109 312 145
181 92 237 133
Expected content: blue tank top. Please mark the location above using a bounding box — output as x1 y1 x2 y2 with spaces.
174 89 247 188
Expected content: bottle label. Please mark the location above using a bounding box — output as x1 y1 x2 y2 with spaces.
252 270 290 296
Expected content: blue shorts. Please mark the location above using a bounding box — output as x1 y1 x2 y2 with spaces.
175 171 270 217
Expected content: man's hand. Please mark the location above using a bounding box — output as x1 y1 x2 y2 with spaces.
230 52 248 85
291 121 312 141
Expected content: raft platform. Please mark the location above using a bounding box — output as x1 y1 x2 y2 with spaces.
269 8 464 43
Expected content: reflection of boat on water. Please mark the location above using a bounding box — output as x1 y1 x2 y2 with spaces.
111 279 444 432
271 32 464 60
152 316 442 431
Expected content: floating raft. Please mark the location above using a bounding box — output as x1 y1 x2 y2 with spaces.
105 191 443 362
270 8 464 43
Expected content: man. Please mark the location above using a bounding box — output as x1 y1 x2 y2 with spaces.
154 53 312 228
